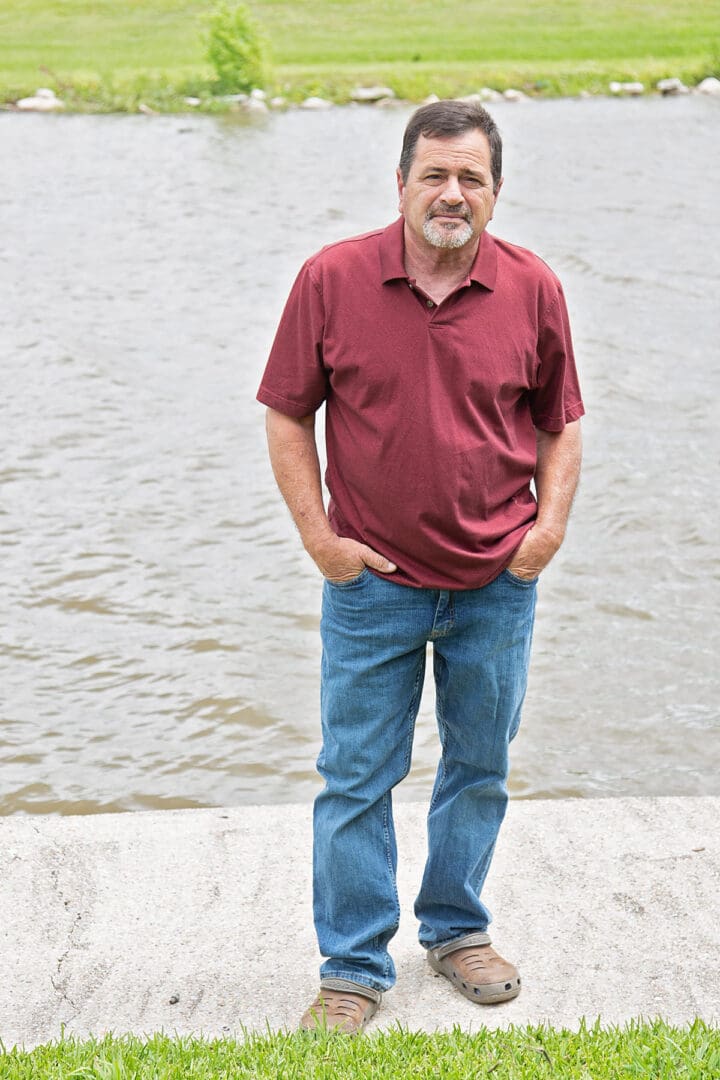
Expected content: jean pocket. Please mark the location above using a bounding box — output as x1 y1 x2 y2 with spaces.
325 567 371 589
503 567 539 587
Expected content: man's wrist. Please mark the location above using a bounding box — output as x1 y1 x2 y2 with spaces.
531 520 565 554
303 526 340 563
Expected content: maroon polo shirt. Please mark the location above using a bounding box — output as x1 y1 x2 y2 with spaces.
257 217 584 589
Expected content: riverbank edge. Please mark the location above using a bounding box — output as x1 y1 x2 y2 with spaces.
1 796 718 1048
3 60 719 114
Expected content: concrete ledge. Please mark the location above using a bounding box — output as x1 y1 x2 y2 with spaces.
1 797 718 1047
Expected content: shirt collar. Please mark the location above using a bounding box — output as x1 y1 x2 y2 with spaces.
379 216 498 291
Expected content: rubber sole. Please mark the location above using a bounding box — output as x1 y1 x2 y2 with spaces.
428 952 521 1004
299 992 379 1034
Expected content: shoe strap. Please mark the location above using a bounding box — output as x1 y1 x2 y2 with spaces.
320 978 382 1004
432 931 492 960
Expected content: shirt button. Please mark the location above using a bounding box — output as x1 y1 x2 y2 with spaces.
426 299 434 308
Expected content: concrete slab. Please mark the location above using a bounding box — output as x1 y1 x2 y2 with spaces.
1 797 718 1048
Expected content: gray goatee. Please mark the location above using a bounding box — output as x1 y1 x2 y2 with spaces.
422 212 473 250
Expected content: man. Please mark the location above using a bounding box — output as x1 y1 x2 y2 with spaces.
257 100 584 1033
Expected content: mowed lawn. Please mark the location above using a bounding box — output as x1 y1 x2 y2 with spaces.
1 1022 720 1080
1 1 719 103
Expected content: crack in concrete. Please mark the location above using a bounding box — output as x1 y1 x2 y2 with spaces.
49 905 84 1019
187 986 205 1016
41 828 86 1021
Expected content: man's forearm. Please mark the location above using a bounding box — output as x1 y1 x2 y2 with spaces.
506 419 582 578
534 419 583 547
265 407 335 557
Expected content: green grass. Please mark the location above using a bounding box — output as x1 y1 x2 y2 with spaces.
1 1021 720 1079
1 1 719 110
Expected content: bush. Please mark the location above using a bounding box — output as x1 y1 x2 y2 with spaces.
205 2 266 93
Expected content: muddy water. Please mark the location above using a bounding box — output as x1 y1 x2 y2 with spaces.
1 97 718 814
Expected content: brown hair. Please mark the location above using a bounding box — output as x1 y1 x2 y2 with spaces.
399 100 503 192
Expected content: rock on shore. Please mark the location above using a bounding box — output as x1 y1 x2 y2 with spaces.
15 88 64 111
351 85 395 103
656 77 689 96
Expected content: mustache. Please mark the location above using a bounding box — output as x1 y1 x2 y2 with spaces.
426 203 471 223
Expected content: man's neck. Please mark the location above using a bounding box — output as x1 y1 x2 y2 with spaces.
402 226 480 305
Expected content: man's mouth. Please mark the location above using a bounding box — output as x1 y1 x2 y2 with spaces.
428 210 471 223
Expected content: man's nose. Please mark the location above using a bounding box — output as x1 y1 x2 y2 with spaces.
441 176 463 203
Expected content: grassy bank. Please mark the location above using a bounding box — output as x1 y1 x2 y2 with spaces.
1 1 719 111
1 1021 719 1078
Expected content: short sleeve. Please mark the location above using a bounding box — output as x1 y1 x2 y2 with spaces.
256 260 328 417
529 282 585 431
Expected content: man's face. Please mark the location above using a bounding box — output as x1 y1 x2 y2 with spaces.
397 130 502 253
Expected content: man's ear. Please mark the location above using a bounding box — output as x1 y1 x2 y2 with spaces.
490 177 503 220
396 167 405 214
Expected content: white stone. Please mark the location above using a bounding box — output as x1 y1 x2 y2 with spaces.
479 87 503 102
269 96 287 109
250 88 267 101
138 103 158 116
244 97 268 114
351 85 395 103
697 76 720 96
16 88 64 111
421 94 440 105
184 96 201 107
218 93 248 103
300 96 333 109
609 81 644 96
503 88 529 102
656 77 689 95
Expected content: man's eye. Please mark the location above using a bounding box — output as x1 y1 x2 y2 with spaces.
462 177 483 187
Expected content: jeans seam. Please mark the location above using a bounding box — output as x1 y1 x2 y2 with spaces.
430 930 492 956
381 792 400 980
402 658 425 776
324 567 370 590
503 567 539 587
321 971 385 995
428 686 448 815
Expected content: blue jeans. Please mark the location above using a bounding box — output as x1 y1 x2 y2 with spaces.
314 567 537 994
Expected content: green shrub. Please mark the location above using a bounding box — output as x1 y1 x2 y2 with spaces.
205 2 266 92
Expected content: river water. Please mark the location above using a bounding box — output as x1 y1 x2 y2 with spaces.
1 97 718 814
